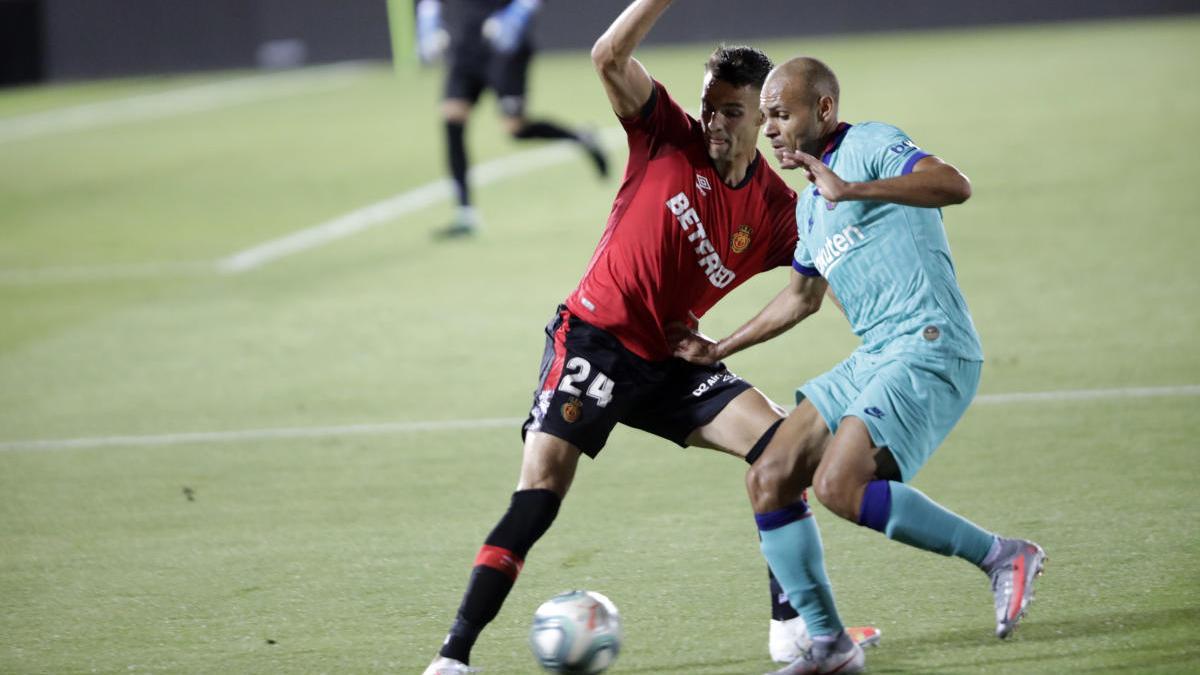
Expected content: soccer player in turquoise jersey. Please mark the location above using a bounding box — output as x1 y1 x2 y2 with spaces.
671 57 1046 674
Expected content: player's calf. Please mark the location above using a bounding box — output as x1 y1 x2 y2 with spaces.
433 489 561 664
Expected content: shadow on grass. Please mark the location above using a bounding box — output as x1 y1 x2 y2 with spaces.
869 605 1200 673
619 654 761 674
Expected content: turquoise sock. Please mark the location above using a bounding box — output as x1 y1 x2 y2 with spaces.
885 482 995 565
757 503 844 637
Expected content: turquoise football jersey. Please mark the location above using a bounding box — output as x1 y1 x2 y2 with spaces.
793 122 983 360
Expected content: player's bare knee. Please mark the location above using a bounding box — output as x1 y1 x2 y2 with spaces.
812 468 857 520
503 116 525 136
441 99 471 123
745 461 792 512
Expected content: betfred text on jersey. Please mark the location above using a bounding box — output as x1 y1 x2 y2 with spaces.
665 192 736 288
813 224 865 276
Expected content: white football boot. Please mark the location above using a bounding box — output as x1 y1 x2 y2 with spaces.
772 617 881 662
421 656 478 675
766 632 865 675
984 537 1047 638
770 616 811 663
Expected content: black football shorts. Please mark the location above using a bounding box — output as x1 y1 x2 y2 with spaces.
521 305 754 458
443 40 532 117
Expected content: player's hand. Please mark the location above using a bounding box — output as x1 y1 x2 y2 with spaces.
667 322 721 366
416 0 449 65
779 150 853 202
483 0 540 54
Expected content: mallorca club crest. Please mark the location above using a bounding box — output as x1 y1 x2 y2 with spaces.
730 225 753 254
560 397 583 423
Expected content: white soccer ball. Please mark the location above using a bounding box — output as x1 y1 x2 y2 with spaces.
529 590 622 674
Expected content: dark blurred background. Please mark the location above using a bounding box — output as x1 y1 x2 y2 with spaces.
2 0 1197 85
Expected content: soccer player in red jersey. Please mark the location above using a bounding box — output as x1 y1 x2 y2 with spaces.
422 2 873 672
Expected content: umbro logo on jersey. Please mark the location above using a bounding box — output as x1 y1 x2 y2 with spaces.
695 174 711 196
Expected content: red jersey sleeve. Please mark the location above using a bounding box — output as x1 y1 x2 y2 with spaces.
619 80 697 161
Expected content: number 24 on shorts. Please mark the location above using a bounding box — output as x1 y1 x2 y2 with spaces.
557 357 614 408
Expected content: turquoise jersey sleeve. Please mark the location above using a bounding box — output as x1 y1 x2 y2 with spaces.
792 204 819 276
862 122 931 179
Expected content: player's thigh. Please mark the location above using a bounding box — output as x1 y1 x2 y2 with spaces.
490 47 531 118
443 55 486 116
745 398 831 511
518 431 583 497
811 415 878 518
686 387 785 458
622 360 754 455
840 355 980 482
521 307 639 460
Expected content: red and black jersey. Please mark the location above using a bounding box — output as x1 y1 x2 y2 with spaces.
564 81 798 361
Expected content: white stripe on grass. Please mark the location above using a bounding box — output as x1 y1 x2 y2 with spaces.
975 384 1200 404
217 126 624 273
2 384 1196 453
1 127 622 284
0 62 372 145
0 418 524 452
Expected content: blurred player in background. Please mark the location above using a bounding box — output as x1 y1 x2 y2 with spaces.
671 56 1046 674
416 0 610 237
421 1 884 672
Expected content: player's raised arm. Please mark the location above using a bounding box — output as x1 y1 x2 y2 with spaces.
590 0 673 118
671 269 828 365
781 150 972 208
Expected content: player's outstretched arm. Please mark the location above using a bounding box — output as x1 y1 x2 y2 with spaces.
671 270 827 365
591 0 673 118
782 151 972 208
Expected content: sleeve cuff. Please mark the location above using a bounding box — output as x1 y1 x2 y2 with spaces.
618 82 660 124
792 260 821 277
901 151 931 176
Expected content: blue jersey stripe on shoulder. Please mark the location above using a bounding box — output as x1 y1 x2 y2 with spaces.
793 260 821 277
901 151 931 175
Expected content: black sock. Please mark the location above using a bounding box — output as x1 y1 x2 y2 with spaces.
515 120 608 178
769 566 800 621
445 120 470 207
439 566 512 661
512 119 577 141
439 489 562 663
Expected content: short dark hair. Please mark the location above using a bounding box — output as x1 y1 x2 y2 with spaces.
705 45 773 90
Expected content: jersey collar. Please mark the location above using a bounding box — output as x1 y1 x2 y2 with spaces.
820 122 852 164
708 150 760 191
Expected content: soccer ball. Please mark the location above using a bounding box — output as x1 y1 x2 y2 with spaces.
529 590 622 674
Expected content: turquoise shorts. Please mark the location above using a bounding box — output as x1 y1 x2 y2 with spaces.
797 348 982 482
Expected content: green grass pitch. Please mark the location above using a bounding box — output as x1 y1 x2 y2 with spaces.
2 15 1199 674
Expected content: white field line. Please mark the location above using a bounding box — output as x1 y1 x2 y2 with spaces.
0 417 524 452
217 126 625 273
0 62 373 145
2 127 621 285
1 384 1197 453
974 384 1200 404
